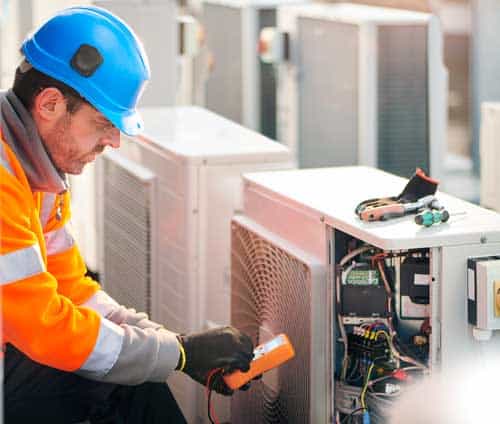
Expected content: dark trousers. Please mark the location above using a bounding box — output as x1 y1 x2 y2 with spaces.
4 344 187 424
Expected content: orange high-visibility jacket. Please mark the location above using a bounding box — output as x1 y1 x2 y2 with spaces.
0 88 180 384
0 137 125 373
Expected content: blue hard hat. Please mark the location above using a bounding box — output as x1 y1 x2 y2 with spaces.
22 6 150 136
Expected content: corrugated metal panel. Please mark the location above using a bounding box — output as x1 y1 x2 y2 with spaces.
117 137 191 334
102 155 154 314
230 220 312 423
204 3 243 123
259 8 277 140
298 18 359 168
377 24 429 177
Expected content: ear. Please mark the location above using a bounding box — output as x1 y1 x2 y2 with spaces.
32 87 67 123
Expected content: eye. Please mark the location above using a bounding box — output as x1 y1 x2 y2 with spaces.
96 120 114 131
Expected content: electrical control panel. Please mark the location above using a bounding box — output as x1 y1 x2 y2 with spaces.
400 256 430 319
340 261 391 320
467 256 500 339
333 233 431 423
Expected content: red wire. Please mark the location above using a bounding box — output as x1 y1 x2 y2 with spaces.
370 253 387 267
206 368 222 424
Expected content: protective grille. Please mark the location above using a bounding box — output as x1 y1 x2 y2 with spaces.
102 155 155 314
204 3 243 123
377 25 429 177
298 18 359 168
230 220 312 423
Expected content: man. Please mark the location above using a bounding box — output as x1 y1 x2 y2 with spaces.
0 6 254 423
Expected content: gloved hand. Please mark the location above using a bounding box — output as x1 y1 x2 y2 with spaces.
178 326 254 396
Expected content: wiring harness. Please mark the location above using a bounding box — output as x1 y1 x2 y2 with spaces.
335 246 430 424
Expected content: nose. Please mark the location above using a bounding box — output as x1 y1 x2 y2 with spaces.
101 127 121 149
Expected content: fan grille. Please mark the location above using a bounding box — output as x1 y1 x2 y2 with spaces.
231 220 312 423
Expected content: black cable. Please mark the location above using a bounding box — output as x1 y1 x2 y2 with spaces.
206 369 222 424
207 388 215 424
340 407 365 424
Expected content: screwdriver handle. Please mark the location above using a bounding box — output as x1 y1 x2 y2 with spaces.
415 209 450 227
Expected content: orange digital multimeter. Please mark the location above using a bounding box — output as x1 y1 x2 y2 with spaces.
223 334 295 390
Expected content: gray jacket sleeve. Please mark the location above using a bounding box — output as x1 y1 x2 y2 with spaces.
81 290 164 330
106 305 164 331
77 290 179 384
76 324 180 385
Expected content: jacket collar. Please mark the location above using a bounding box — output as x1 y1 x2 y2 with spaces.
0 89 67 193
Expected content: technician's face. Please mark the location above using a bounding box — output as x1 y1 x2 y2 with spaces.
45 102 120 175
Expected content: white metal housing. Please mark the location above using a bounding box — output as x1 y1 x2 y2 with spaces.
277 3 448 179
471 0 500 173
468 259 500 337
93 0 178 107
233 166 500 422
480 103 500 212
70 162 99 272
0 1 22 89
93 2 203 105
0 0 93 88
96 106 293 422
201 0 305 140
72 0 201 273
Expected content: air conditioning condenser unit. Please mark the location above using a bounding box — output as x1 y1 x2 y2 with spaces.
96 106 293 422
202 0 306 140
275 3 448 178
231 166 500 423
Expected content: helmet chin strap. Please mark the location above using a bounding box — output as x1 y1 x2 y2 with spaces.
19 59 33 74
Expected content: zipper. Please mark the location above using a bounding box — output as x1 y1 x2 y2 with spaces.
56 195 64 221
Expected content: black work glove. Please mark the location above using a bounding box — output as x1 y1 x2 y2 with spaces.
178 326 254 396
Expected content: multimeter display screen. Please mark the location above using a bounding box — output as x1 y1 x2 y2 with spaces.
254 335 285 359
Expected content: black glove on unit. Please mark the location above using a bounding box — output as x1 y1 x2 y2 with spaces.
178 326 254 395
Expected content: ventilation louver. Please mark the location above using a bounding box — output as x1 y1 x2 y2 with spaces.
101 152 156 315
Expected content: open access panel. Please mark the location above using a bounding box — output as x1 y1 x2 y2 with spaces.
231 166 500 423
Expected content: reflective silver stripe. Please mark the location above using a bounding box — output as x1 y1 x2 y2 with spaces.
81 290 120 317
80 318 124 376
44 225 74 255
0 142 14 175
0 244 45 285
40 193 57 228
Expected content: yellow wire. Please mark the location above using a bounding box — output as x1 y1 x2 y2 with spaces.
177 340 187 372
361 362 375 410
375 330 391 340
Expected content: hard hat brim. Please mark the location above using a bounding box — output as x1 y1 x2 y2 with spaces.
103 107 145 137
